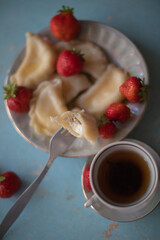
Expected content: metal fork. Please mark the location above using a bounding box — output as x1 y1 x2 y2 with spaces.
0 127 75 239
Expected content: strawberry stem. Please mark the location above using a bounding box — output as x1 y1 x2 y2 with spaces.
3 83 18 100
71 48 85 61
0 176 5 183
58 5 74 14
138 78 149 102
98 114 110 127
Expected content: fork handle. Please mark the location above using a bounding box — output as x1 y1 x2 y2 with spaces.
0 164 49 239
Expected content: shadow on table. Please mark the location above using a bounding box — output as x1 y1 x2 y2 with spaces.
128 41 160 155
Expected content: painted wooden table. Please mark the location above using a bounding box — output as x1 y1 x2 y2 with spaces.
0 0 160 239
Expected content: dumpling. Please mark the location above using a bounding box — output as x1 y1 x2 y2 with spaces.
29 78 67 136
52 74 91 103
51 109 98 145
55 40 108 80
11 32 57 89
76 64 128 118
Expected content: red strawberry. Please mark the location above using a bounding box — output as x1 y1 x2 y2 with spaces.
0 172 21 198
57 49 84 76
98 115 116 139
119 76 148 103
99 122 116 139
106 102 130 122
3 83 31 113
98 114 116 139
50 5 81 41
83 167 92 191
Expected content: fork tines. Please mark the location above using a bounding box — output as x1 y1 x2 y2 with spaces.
60 128 70 136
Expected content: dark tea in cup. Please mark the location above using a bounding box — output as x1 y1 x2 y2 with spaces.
96 150 150 204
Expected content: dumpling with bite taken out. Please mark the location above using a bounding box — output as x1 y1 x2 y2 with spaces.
51 109 99 145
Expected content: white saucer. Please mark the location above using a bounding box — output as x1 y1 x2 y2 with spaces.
81 139 160 222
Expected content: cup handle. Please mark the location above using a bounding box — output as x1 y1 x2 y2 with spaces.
84 194 97 208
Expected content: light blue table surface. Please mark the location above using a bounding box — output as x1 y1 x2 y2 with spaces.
0 0 160 239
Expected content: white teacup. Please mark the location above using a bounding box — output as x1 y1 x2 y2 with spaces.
83 140 160 222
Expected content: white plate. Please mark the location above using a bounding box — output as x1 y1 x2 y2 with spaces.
5 20 149 158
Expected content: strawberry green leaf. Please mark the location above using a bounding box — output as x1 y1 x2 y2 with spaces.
58 5 74 14
138 79 149 102
0 176 5 183
130 72 135 76
129 77 149 102
71 48 85 61
3 83 18 100
98 114 110 127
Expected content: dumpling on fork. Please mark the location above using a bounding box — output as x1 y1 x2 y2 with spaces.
29 78 67 136
55 40 108 80
76 64 129 118
51 109 99 145
11 32 57 89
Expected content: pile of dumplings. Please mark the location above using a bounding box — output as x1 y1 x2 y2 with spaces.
11 32 128 145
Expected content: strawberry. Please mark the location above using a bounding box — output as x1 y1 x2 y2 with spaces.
83 167 92 191
57 49 84 76
99 122 116 139
119 76 148 103
106 102 130 122
3 83 31 113
98 115 116 139
50 5 81 41
0 172 21 198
